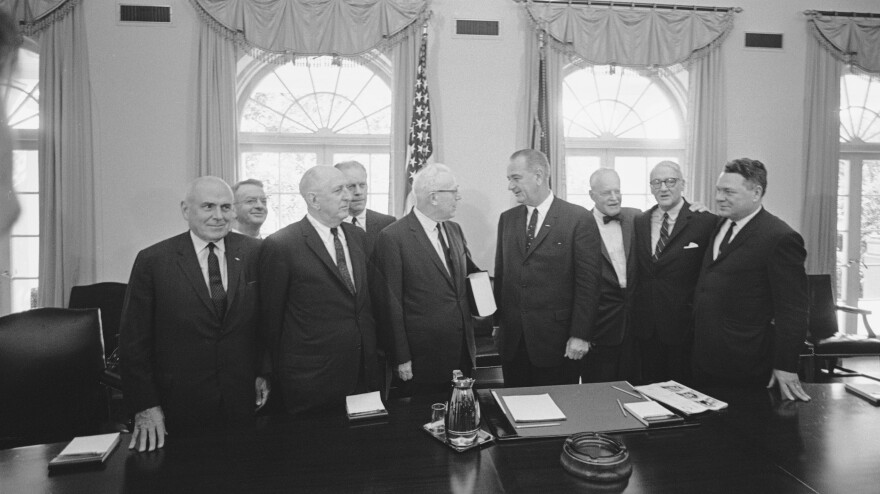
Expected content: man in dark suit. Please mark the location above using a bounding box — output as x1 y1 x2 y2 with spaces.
373 164 477 395
120 176 269 452
693 158 811 401
230 178 267 238
335 161 396 257
259 166 380 414
580 169 639 383
495 149 601 387
633 161 716 384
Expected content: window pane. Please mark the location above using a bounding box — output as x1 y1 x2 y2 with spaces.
11 278 38 313
10 236 38 277
10 193 38 236
12 150 38 193
565 156 601 210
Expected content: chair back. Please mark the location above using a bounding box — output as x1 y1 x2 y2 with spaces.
69 282 127 355
0 308 107 449
807 274 839 342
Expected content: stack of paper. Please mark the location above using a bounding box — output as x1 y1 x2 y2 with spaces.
845 382 880 405
48 433 121 469
502 393 566 423
623 401 682 427
345 391 388 420
635 381 727 416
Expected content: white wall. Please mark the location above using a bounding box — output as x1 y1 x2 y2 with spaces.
85 0 880 279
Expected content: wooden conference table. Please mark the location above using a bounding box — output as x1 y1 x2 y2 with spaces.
1 382 878 493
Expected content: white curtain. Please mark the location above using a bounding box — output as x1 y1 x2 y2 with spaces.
803 12 880 277
1 0 96 308
190 0 430 193
521 2 736 200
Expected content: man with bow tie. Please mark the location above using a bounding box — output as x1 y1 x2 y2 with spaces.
633 161 716 385
495 149 601 387
580 168 640 383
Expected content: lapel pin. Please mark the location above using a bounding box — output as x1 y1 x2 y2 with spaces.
234 257 240 261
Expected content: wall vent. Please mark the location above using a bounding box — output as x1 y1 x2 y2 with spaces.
120 5 172 24
745 32 783 49
455 19 500 37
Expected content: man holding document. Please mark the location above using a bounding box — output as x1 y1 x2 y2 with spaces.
373 164 479 395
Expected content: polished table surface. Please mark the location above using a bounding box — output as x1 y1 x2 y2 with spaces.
2 383 879 493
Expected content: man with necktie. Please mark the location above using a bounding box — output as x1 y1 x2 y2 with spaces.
373 164 478 395
335 161 396 258
495 149 601 387
693 158 811 401
580 169 640 383
633 161 716 385
230 179 268 239
259 166 380 413
120 176 268 452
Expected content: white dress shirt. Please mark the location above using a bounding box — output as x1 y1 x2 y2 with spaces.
348 210 367 231
526 193 554 233
190 231 228 292
651 198 685 250
593 208 627 288
713 206 762 260
307 213 356 289
413 206 451 274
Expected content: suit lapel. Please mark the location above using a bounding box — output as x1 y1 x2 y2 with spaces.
224 235 242 312
665 201 691 246
711 211 763 265
407 212 454 288
446 223 465 294
301 219 352 294
514 205 528 257
175 233 217 316
340 222 364 295
638 206 656 258
622 210 634 264
525 198 558 258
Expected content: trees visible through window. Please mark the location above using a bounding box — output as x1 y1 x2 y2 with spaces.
238 56 392 236
562 65 686 211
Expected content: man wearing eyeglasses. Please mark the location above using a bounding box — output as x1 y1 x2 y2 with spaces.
632 161 716 385
231 179 268 239
335 161 396 257
372 164 478 395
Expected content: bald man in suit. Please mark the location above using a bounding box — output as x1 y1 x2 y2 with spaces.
121 176 269 452
260 166 380 414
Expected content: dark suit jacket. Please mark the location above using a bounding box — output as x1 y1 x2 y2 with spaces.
372 211 477 384
693 208 808 379
364 209 396 258
120 231 262 432
259 217 379 413
633 201 717 344
494 197 601 367
588 207 640 346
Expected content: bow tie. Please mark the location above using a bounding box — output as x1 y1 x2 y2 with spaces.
603 215 621 224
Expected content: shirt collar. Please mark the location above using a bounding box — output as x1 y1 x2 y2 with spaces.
350 210 367 225
527 193 554 220
728 205 762 230
306 212 338 240
656 198 685 221
413 205 440 233
189 230 226 254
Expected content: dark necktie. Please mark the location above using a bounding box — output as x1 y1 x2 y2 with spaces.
526 208 539 251
351 217 361 229
437 223 454 278
603 215 621 224
207 243 227 317
718 221 737 255
653 212 670 262
331 227 356 295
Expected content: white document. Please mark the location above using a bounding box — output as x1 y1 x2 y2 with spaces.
502 393 566 423
467 271 497 316
345 391 387 416
56 433 120 458
635 381 727 415
624 401 676 420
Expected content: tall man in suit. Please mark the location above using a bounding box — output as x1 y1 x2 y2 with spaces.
633 161 716 384
121 176 269 452
230 179 268 238
259 166 380 414
335 161 396 257
373 164 477 395
495 149 601 387
693 158 811 401
580 169 639 383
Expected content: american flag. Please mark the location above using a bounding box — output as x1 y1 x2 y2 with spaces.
406 29 432 196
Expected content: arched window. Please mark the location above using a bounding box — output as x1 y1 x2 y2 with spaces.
238 56 392 236
1 44 39 315
562 65 687 211
838 71 880 333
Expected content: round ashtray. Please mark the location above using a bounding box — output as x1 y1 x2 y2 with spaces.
560 432 633 482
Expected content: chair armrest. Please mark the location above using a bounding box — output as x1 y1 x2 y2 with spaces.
835 303 871 315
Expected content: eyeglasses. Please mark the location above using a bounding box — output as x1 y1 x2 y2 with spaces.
649 178 680 190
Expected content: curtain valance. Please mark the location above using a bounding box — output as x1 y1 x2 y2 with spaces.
0 0 78 36
523 1 736 68
191 0 430 63
806 11 880 74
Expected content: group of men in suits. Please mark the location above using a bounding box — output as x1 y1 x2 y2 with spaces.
121 150 811 453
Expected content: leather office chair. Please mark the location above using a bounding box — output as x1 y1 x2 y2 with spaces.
807 274 880 380
0 308 108 449
68 282 127 358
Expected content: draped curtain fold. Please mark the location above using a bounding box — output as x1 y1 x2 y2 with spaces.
803 13 880 278
1 0 95 308
521 1 735 202
190 0 429 193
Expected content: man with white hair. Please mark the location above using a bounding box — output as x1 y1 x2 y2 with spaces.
230 179 268 238
373 164 478 395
